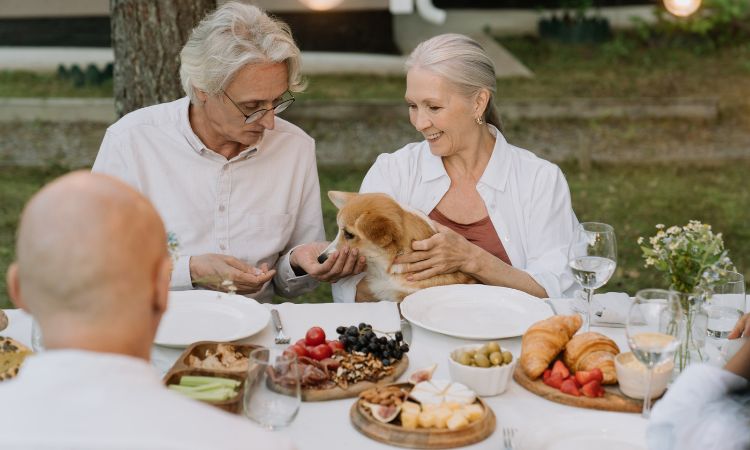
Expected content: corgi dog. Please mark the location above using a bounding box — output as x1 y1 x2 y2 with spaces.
319 191 476 301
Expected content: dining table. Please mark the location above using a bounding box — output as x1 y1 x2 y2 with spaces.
3 293 747 450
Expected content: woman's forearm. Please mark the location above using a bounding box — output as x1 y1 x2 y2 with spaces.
463 246 548 298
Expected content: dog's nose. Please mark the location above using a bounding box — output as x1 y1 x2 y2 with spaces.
317 253 328 264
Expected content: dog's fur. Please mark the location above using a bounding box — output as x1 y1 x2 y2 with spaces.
320 191 476 301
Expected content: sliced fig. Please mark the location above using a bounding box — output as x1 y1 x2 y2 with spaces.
407 363 437 384
364 402 401 423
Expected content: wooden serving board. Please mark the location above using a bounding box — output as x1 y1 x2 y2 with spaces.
513 365 645 413
350 383 496 449
271 355 409 402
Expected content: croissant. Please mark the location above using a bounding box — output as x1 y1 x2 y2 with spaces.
520 315 582 380
563 332 620 384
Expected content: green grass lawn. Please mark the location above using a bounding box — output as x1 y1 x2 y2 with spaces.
2 162 748 308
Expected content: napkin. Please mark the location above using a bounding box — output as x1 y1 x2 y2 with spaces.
550 292 633 327
270 301 401 342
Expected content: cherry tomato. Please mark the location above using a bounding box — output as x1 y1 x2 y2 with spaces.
295 338 307 347
328 340 344 353
305 326 326 346
288 345 308 358
309 343 333 361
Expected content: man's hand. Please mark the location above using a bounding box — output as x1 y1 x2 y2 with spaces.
728 312 750 339
392 222 476 282
189 254 275 294
290 242 366 283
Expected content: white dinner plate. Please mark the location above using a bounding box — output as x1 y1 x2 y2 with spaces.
400 285 553 339
154 290 270 348
519 415 647 450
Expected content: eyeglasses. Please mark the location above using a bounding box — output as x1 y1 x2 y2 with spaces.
222 90 295 124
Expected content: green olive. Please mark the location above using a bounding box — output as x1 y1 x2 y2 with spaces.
486 342 501 354
502 351 513 364
474 353 490 368
457 351 473 366
476 344 490 356
489 351 503 366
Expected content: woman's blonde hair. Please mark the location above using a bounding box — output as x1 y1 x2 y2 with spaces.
406 33 502 130
179 1 305 103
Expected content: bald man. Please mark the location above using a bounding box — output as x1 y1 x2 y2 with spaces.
1 172 295 450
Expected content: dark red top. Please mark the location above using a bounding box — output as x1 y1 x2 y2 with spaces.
428 208 512 266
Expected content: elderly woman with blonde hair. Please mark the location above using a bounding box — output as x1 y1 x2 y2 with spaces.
333 33 579 302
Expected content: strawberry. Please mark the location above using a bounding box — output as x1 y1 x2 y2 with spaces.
551 360 570 379
542 369 552 382
581 379 605 398
543 372 564 389
570 375 582 388
589 368 604 383
574 370 594 386
560 378 581 396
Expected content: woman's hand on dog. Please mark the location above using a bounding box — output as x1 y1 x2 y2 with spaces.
393 223 476 281
290 242 366 282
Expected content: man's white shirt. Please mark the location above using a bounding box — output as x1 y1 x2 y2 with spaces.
93 97 324 302
0 350 296 449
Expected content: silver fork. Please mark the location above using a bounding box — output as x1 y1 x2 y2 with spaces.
271 309 290 345
502 427 517 450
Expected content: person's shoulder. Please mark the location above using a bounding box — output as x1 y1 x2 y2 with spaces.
105 97 188 137
506 142 561 174
372 140 429 168
268 118 314 147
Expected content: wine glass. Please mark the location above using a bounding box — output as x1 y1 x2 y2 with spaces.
626 289 683 418
568 222 617 332
706 271 746 362
243 348 300 430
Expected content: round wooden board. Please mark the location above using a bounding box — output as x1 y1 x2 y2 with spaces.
270 355 409 402
512 365 647 413
349 383 496 449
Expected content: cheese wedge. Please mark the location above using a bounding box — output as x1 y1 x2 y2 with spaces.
409 380 477 406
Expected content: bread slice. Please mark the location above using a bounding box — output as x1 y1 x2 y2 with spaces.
0 336 32 381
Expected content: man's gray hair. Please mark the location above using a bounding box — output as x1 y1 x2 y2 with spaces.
405 33 502 130
180 1 305 103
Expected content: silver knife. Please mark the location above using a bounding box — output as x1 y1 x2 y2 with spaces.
399 318 412 346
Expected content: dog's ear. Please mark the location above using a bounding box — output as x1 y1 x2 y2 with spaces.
328 191 357 210
356 212 401 248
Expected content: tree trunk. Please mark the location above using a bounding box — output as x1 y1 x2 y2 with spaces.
110 0 216 117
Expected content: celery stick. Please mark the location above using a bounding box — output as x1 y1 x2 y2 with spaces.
171 381 228 393
169 385 235 401
179 375 240 388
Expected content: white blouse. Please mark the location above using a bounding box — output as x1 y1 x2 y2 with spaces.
332 126 579 302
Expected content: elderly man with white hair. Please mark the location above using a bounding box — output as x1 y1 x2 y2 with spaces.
93 2 364 301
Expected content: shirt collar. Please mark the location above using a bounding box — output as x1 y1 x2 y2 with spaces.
419 125 510 192
179 96 258 160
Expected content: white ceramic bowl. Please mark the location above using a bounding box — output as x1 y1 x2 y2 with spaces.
614 351 672 400
448 344 516 397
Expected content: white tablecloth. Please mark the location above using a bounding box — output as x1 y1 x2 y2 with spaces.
2 297 663 450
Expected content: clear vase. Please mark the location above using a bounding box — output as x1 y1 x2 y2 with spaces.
671 289 708 374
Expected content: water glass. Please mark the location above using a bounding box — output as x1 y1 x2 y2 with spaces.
567 222 617 332
30 317 44 352
706 271 746 340
243 348 300 430
626 289 682 418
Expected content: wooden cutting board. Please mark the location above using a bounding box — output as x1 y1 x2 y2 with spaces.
513 365 646 413
271 355 409 402
350 383 496 449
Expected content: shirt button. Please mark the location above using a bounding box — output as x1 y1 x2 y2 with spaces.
219 205 226 212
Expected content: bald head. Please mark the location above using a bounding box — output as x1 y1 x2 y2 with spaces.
8 171 170 356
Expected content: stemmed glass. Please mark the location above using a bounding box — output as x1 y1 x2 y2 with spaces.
626 289 682 418
568 222 617 332
243 348 301 430
706 271 746 362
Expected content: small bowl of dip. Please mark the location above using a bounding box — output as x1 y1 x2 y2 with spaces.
615 351 673 400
